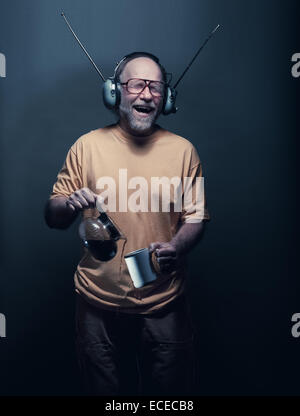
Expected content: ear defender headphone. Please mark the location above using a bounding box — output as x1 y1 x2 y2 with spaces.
102 51 178 115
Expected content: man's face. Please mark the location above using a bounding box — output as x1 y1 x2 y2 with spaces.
118 57 164 136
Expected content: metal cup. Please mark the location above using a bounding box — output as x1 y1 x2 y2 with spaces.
124 247 160 288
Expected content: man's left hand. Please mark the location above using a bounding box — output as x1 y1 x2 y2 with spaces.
149 242 178 274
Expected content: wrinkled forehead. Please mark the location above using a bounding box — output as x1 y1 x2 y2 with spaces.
119 57 163 82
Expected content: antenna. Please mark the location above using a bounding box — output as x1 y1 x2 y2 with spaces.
173 24 220 89
61 11 107 82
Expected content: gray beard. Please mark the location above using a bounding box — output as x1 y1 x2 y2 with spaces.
118 102 160 134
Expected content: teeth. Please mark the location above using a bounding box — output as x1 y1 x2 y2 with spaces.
134 106 152 113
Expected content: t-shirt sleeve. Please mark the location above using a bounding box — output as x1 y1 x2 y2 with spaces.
181 147 210 223
49 143 83 200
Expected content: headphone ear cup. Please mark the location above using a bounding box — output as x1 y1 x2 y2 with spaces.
115 81 121 108
103 78 118 109
163 87 177 115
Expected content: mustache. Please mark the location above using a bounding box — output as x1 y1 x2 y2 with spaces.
132 104 156 110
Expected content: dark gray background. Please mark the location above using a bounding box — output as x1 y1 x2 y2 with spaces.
0 0 299 395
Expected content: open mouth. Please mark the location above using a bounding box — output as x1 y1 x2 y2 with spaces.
133 105 154 115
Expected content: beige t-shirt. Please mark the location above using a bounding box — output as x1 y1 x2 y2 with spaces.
49 123 210 314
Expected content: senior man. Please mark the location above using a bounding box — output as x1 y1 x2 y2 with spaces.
45 52 210 395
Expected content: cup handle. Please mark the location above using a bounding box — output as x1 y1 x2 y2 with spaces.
150 251 161 274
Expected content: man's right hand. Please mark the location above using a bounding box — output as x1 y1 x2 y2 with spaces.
66 188 98 212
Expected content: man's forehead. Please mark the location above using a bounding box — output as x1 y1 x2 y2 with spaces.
120 57 163 81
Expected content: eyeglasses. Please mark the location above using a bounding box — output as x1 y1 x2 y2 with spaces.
120 78 165 97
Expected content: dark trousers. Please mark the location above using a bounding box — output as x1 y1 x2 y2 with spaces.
75 294 197 396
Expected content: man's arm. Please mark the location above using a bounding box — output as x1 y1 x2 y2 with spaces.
149 221 206 274
170 221 205 256
44 188 98 230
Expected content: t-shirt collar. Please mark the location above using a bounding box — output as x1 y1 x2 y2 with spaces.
113 123 162 144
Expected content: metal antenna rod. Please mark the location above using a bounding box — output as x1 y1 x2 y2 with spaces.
173 24 220 89
61 11 106 82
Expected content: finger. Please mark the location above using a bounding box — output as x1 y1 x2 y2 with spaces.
156 256 175 264
66 201 76 211
68 198 83 210
149 242 162 253
73 192 89 208
156 248 176 257
81 189 97 206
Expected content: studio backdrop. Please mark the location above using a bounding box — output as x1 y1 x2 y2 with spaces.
0 0 299 395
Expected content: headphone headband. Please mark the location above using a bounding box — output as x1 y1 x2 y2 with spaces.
113 52 166 84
